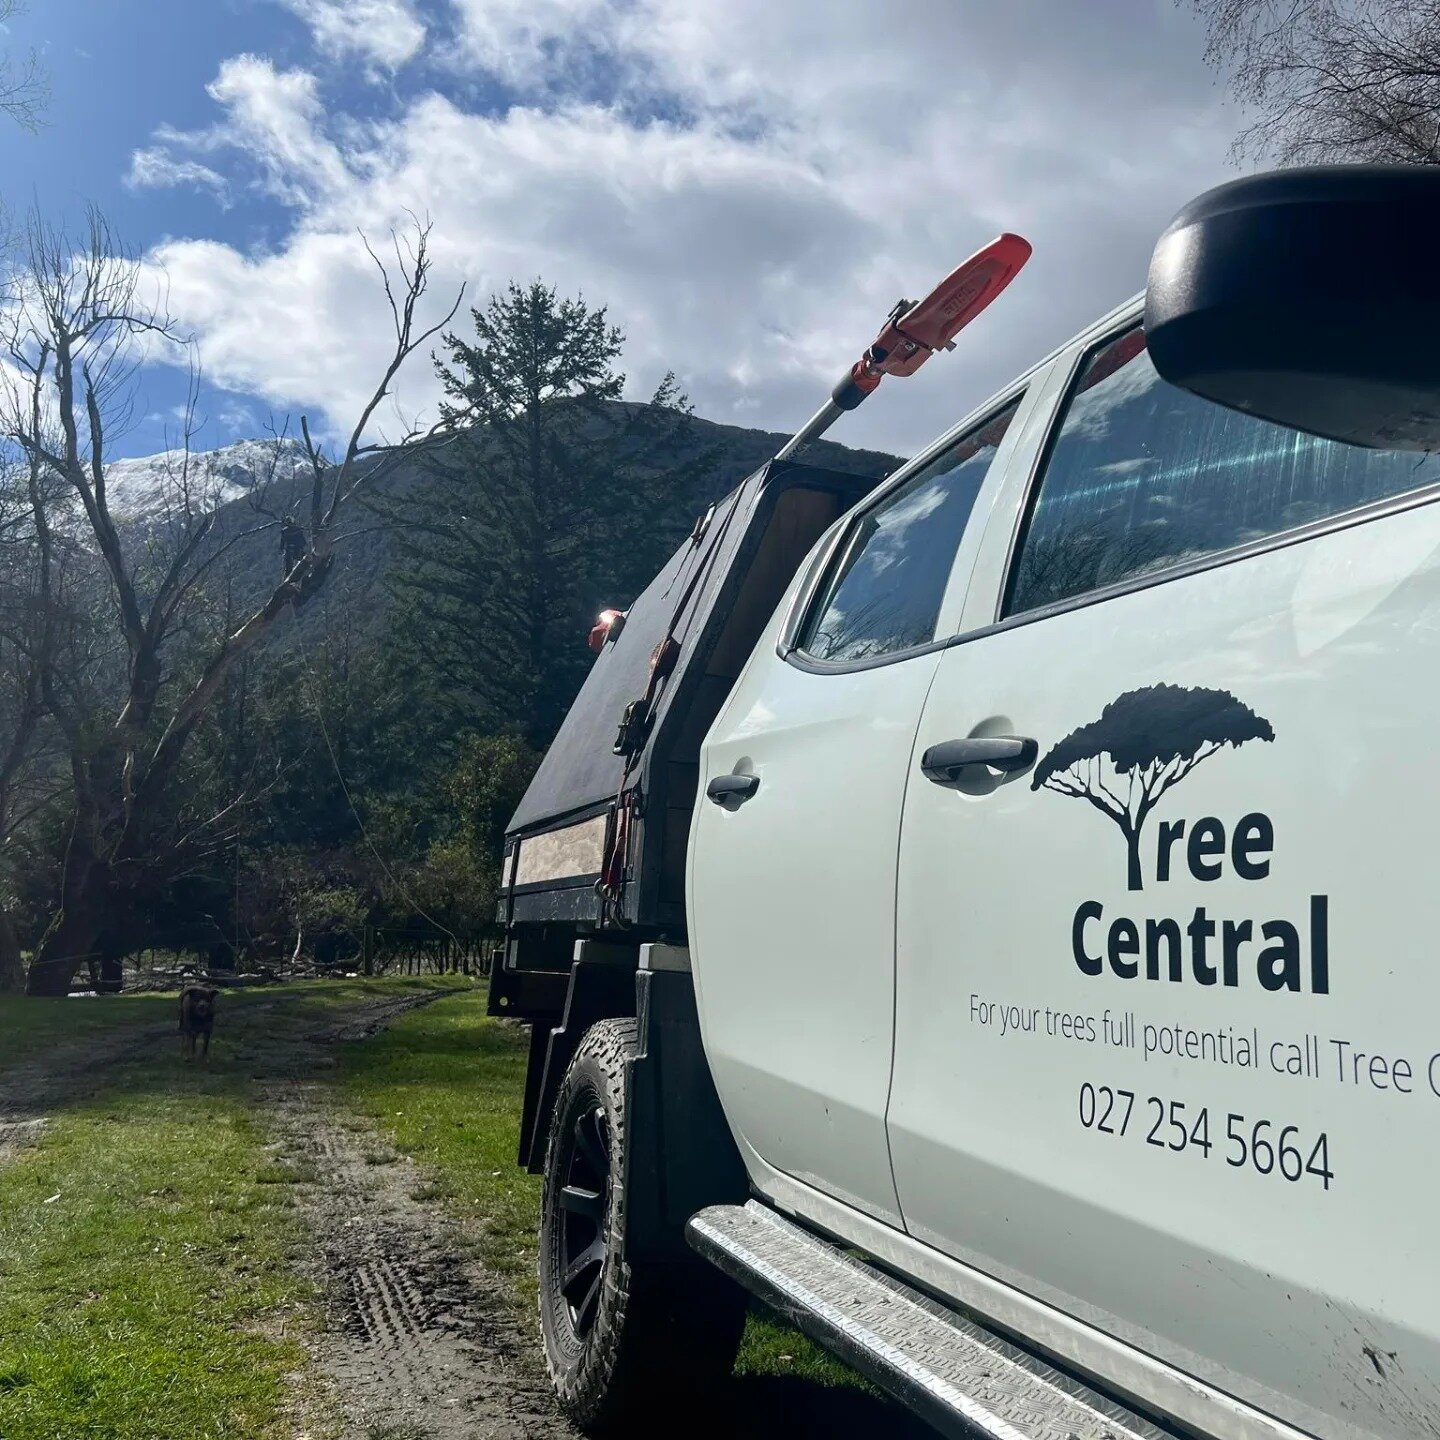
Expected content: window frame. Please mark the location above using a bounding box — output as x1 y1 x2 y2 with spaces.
990 305 1440 634
780 383 1034 675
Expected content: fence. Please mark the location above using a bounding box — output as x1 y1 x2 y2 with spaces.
363 927 493 977
78 928 494 994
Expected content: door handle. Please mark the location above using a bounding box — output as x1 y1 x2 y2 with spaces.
706 773 760 804
921 736 1037 784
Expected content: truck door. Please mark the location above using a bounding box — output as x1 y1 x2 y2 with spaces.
890 320 1440 1437
689 392 1031 1225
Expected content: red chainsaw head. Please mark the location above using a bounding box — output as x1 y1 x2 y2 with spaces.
864 233 1032 380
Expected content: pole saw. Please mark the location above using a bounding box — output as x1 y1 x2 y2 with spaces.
773 232 1033 462
597 232 1034 918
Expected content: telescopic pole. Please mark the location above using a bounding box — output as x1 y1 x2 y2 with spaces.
774 399 845 461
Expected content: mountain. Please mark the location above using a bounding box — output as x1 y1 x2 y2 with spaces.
120 405 903 645
114 410 899 527
105 438 311 523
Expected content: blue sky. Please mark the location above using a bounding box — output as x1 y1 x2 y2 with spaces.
2 0 432 454
1 0 1241 460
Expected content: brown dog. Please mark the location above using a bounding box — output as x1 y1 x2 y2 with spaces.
179 984 218 1060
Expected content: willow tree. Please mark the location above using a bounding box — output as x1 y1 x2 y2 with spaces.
3 210 462 995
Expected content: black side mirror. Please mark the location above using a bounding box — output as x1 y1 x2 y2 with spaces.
1145 165 1440 451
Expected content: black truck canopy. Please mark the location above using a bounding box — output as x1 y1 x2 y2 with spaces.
503 457 881 934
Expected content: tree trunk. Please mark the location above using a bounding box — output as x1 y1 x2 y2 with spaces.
27 813 110 995
1124 825 1144 892
26 902 104 995
0 906 25 992
95 934 125 994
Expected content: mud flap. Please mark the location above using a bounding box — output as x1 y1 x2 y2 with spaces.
622 966 749 1263
519 944 637 1172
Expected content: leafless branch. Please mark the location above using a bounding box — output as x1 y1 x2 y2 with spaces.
0 2 46 133
1191 0 1440 164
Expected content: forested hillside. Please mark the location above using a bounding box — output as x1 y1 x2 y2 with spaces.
197 401 896 663
0 269 897 991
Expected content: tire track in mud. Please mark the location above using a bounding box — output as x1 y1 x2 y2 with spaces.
256 994 578 1440
267 1079 574 1439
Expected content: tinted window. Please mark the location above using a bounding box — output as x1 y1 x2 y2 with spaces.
800 400 1020 662
1007 329 1440 617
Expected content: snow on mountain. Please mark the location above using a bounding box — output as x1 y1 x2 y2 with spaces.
105 438 310 523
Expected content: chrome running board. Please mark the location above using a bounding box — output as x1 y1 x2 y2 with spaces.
687 1200 1168 1440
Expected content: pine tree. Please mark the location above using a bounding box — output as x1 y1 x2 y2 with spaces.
385 281 711 746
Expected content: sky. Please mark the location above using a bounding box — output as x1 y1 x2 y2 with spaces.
0 0 1244 460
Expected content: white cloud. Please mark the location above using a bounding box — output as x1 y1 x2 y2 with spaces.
127 148 230 202
204 55 357 203
281 0 426 72
445 0 611 85
135 1 1240 457
125 56 356 208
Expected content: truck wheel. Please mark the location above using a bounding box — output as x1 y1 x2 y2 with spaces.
538 1017 746 1433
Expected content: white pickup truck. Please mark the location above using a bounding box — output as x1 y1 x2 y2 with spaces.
491 165 1440 1440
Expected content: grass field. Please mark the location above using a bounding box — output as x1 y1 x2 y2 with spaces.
0 978 462 1440
0 987 204 1064
336 986 862 1388
0 1096 313 1440
0 977 461 1069
0 1002 322 1439
0 977 866 1440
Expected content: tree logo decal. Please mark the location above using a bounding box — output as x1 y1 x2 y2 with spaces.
1032 684 1274 891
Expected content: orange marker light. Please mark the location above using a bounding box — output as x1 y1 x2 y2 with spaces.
588 608 627 654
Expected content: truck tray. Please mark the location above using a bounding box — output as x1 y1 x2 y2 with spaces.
499 458 880 936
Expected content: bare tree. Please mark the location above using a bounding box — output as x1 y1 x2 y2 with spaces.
0 453 67 988
1190 0 1440 164
0 1 46 132
1 208 463 994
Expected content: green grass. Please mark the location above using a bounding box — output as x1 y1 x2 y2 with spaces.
0 1082 312 1439
0 989 182 1067
0 977 458 1440
0 975 467 1071
335 988 861 1389
0 974 863 1440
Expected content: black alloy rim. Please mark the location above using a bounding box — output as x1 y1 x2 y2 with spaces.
557 1100 609 1336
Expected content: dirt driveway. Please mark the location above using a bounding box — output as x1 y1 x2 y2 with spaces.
260 994 576 1440
0 985 926 1439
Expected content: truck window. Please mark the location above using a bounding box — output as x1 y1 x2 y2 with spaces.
799 398 1021 662
1005 326 1440 617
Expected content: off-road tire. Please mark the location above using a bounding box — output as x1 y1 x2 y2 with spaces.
538 1017 747 1433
